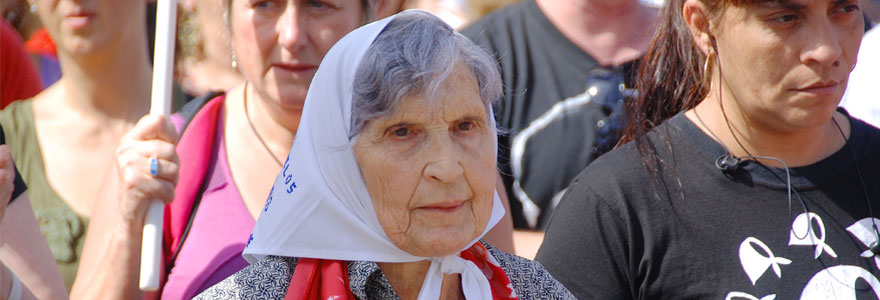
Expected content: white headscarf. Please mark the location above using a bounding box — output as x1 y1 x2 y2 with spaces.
242 10 506 300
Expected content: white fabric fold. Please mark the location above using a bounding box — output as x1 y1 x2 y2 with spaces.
418 256 494 300
242 10 505 299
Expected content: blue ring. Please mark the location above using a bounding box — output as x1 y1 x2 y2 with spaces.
150 157 159 177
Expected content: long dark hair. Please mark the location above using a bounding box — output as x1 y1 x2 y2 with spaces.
618 0 752 175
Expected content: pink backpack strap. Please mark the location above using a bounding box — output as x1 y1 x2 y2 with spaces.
162 95 225 274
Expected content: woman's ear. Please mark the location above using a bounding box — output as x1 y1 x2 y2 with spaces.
682 0 715 56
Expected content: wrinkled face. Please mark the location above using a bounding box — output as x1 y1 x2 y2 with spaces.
712 0 864 132
230 0 366 110
36 0 144 55
353 63 497 257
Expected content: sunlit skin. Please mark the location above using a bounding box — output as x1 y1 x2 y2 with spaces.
36 0 144 58
353 63 497 258
230 0 367 112
713 0 863 132
685 0 864 167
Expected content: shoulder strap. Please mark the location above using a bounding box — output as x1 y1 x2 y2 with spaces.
162 94 225 275
178 90 225 133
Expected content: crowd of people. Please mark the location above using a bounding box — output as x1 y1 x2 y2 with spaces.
0 0 878 299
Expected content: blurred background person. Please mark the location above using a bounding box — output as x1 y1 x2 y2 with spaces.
1 0 42 39
174 0 244 99
1 17 42 109
461 0 659 258
0 0 155 292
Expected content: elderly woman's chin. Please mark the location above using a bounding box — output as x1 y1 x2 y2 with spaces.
383 195 494 257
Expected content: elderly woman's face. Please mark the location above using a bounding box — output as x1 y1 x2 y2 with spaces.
230 0 366 110
711 0 863 131
353 63 497 257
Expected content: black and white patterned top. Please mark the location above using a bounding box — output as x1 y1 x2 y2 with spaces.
194 243 576 299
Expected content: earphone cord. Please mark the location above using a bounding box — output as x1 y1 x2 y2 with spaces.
744 155 811 240
693 111 811 240
712 44 755 159
831 118 880 241
699 43 870 243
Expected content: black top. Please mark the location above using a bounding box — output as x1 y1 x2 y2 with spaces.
537 111 880 299
0 123 27 203
462 0 639 229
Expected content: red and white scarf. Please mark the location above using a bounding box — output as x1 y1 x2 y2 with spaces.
285 243 518 300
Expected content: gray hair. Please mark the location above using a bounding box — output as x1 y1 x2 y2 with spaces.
350 10 503 138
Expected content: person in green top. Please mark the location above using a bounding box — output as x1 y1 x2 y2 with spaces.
0 0 159 294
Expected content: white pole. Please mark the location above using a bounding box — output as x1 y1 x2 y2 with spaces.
140 0 177 291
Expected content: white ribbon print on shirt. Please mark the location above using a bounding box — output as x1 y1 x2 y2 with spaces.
726 214 880 299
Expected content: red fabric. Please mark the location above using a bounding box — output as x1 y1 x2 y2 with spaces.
24 28 57 56
1 19 42 109
285 243 519 300
286 259 356 300
160 95 225 289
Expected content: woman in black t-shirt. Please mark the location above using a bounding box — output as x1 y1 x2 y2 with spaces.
537 0 877 299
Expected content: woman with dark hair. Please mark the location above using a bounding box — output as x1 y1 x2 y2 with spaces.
536 0 878 298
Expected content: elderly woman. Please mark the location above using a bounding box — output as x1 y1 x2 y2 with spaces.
536 0 878 299
196 10 574 300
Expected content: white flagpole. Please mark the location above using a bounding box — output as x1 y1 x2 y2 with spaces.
140 0 177 291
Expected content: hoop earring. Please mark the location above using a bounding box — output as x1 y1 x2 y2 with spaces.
702 52 715 89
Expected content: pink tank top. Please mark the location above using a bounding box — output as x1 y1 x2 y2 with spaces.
161 113 256 299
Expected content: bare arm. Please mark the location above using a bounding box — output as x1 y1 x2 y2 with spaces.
1 262 39 300
70 115 179 300
0 193 68 300
0 145 67 299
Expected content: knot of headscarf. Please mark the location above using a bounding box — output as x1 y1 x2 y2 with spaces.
285 243 518 300
419 254 494 300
